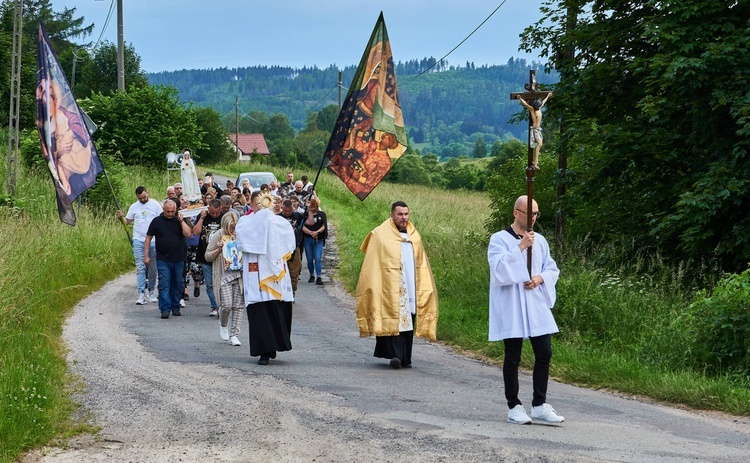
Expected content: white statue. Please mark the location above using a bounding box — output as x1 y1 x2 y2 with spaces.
180 150 202 203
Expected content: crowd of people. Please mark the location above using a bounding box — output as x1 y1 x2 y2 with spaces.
119 176 566 425
116 171 326 365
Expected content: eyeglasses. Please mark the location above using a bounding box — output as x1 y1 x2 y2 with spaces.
515 209 541 219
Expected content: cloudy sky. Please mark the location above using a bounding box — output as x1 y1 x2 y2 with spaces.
51 0 546 73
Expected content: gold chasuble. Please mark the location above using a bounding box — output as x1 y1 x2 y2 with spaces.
355 219 439 341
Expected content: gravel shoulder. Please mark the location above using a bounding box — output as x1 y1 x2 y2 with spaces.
22 228 750 463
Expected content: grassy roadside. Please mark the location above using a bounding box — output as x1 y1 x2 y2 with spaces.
0 150 168 462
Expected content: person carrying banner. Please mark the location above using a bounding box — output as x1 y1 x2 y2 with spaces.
145 199 192 319
117 186 162 305
236 192 296 365
355 201 439 369
487 195 564 425
278 199 304 296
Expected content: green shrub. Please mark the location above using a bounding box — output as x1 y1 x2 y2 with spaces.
682 269 750 375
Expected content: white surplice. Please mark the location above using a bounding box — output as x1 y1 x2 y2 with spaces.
487 229 559 341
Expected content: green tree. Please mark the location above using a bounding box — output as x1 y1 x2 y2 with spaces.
76 41 148 97
81 85 205 166
386 152 431 186
0 0 93 129
521 0 750 271
192 106 232 164
472 137 487 158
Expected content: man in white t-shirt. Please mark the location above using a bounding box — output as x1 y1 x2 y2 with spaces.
117 186 163 305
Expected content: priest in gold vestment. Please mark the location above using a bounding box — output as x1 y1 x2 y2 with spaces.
355 201 439 368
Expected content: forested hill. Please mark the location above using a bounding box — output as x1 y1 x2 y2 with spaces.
147 58 556 157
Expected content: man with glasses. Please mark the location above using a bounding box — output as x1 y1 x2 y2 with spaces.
488 195 564 425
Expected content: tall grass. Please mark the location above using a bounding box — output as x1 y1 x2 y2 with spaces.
0 140 169 462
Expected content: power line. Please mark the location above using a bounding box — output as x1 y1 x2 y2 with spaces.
408 0 509 81
90 0 117 53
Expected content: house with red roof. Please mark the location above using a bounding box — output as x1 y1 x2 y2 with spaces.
229 133 270 161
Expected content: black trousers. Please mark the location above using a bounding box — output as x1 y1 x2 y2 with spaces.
373 315 416 366
502 334 552 408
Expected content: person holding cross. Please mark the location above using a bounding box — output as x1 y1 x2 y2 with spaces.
517 93 551 170
487 195 563 425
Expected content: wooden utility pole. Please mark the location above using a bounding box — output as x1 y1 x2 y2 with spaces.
510 70 553 276
235 96 239 161
117 0 125 91
338 71 343 109
6 0 23 196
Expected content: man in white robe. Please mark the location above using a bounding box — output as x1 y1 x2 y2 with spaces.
236 195 296 365
488 195 564 425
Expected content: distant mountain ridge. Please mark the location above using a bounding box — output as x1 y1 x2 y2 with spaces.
147 58 557 156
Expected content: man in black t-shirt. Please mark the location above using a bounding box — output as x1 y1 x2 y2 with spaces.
278 199 304 295
191 198 224 316
145 199 192 318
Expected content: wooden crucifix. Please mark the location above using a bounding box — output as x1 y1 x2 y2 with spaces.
510 70 552 276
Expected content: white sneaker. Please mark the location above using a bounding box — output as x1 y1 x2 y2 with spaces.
209 308 219 317
220 325 230 341
229 336 241 346
531 403 564 424
148 291 157 303
508 405 532 425
179 299 186 308
136 293 147 305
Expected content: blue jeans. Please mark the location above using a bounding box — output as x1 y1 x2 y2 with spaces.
132 239 156 294
157 259 185 313
201 263 219 309
303 236 324 277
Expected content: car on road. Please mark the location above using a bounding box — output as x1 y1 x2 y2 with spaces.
235 172 278 193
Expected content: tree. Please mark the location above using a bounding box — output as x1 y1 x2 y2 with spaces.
192 106 232 165
76 41 148 97
0 0 93 129
81 85 205 166
472 137 487 158
521 0 750 271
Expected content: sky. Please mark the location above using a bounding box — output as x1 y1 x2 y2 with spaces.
51 0 546 73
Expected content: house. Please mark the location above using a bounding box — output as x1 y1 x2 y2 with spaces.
229 133 270 161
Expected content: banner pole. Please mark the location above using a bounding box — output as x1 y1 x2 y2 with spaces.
101 168 131 244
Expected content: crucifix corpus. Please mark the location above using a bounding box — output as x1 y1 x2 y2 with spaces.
510 70 552 276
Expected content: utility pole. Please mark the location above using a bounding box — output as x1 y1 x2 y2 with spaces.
235 96 239 161
338 71 343 109
117 0 125 91
6 0 23 196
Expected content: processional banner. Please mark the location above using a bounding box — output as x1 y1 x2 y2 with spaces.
36 23 104 225
325 12 408 200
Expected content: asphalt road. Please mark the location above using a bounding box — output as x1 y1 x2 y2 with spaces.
24 230 750 463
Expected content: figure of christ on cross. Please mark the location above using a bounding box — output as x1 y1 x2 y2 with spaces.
510 71 553 171
510 70 553 276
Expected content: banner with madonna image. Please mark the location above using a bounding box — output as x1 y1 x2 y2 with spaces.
36 22 104 225
324 12 408 201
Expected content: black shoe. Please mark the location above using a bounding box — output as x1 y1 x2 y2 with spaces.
172 310 182 316
403 363 412 368
308 276 315 283
183 293 189 301
390 358 402 369
258 357 270 365
269 351 277 359
194 287 200 298
316 277 323 285
161 312 170 319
